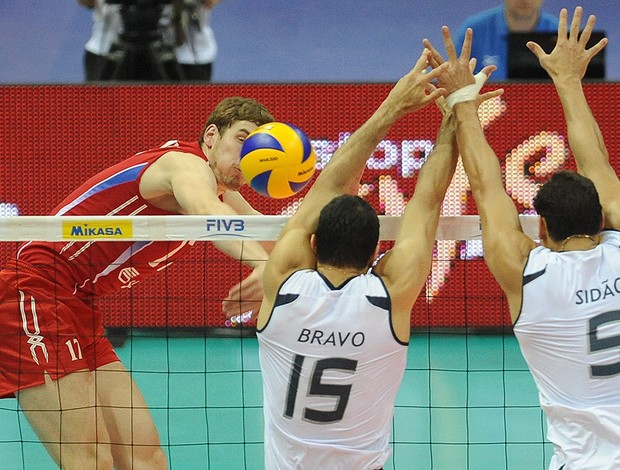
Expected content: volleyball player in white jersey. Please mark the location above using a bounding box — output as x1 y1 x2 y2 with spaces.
256 48 499 468
424 7 620 469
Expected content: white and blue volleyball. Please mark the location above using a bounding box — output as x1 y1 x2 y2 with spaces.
240 122 316 198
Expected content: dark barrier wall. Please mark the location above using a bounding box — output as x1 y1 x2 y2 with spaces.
1 83 618 328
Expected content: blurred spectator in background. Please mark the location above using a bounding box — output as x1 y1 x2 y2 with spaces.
454 0 558 80
78 0 220 81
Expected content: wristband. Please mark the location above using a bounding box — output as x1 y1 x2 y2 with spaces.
446 71 488 109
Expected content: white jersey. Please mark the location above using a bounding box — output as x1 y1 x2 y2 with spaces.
257 269 408 470
514 230 620 470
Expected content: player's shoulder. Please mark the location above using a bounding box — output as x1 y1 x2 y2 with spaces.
487 228 537 265
601 229 620 245
523 244 550 273
154 145 208 169
145 140 203 157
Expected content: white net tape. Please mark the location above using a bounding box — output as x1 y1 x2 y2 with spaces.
0 215 539 241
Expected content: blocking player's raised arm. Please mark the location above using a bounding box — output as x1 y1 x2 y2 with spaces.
527 7 620 229
424 25 536 320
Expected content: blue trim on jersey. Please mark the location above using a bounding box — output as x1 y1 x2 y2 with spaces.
366 295 390 311
369 269 406 346
57 163 148 215
257 269 305 333
523 267 547 286
274 293 299 307
316 270 359 290
80 163 147 200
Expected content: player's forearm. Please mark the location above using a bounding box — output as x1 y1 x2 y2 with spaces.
454 101 522 234
554 79 609 175
453 101 502 197
410 113 458 211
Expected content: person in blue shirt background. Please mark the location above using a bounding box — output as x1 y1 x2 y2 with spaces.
455 0 558 80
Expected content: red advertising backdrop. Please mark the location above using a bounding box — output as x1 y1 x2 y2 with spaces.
0 83 618 329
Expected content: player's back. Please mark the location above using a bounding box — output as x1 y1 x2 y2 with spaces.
257 269 407 470
514 230 620 469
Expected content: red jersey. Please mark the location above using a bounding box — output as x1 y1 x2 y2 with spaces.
16 140 205 298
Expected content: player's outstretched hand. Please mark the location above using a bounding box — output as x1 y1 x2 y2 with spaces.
383 49 448 119
423 29 501 110
422 26 477 95
527 7 607 83
431 58 503 115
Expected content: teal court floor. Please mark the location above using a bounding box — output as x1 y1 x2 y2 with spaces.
0 332 553 469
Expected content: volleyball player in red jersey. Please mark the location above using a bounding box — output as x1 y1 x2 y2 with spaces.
0 97 274 469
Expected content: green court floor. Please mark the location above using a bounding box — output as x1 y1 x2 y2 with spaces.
0 332 552 469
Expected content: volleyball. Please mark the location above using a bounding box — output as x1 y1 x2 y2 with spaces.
240 122 316 198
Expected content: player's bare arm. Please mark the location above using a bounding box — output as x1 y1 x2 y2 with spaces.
141 150 269 267
425 26 536 320
528 7 620 230
454 102 535 311
374 111 458 342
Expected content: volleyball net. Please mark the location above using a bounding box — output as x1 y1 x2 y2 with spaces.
0 213 536 331
0 214 551 469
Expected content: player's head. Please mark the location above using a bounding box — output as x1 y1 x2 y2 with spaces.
200 97 274 141
533 171 602 243
314 195 380 270
200 97 274 191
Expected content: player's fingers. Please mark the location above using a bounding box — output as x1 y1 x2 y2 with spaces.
412 48 431 74
426 87 447 104
557 8 569 40
558 8 568 42
428 84 450 115
459 28 472 62
441 26 458 62
423 61 448 82
225 284 241 301
224 277 261 301
569 6 583 42
222 288 262 316
479 88 504 103
579 14 596 46
422 38 445 67
587 37 608 60
479 64 496 78
222 300 240 318
526 41 546 60
468 57 477 72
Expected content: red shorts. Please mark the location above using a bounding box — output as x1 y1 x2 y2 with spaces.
0 263 119 398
